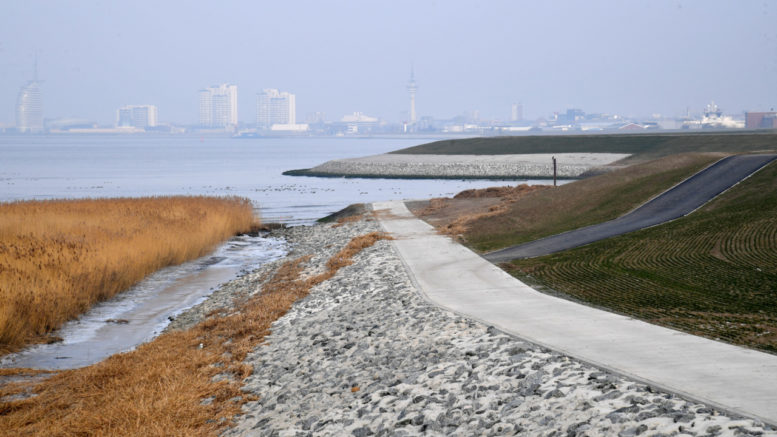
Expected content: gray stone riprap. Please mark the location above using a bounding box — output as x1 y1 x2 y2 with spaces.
210 215 776 437
305 153 630 179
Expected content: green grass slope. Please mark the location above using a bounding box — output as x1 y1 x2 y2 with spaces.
504 161 777 353
393 131 777 163
464 153 720 252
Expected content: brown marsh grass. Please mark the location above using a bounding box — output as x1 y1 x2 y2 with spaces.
0 231 391 436
413 185 552 240
0 196 258 354
331 213 365 228
442 184 551 237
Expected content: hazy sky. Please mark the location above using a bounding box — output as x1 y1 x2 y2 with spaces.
1 1 775 124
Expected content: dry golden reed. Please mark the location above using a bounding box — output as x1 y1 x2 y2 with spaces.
0 196 258 354
427 184 551 239
0 231 391 436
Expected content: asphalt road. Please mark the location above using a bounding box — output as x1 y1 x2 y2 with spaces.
484 153 777 263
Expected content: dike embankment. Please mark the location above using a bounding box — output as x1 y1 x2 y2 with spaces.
169 209 774 436
284 153 630 180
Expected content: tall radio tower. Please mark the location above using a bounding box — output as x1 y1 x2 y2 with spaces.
407 67 417 125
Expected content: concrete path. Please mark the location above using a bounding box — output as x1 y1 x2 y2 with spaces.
485 153 777 262
374 200 777 425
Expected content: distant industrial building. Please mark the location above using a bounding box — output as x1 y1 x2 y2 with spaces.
256 89 296 128
745 112 777 129
16 78 43 133
199 84 238 128
116 105 158 129
341 112 379 134
556 108 585 125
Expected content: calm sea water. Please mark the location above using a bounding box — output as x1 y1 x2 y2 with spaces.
0 135 541 225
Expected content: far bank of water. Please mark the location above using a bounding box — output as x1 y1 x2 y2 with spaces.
0 135 552 225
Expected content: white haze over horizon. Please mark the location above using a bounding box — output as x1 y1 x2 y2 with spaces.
1 0 775 125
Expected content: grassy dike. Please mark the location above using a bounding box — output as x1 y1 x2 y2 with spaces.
393 130 777 163
463 153 720 252
401 132 777 353
0 196 258 354
502 160 777 353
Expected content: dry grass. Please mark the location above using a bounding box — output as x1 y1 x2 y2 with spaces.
418 198 450 216
0 196 258 354
331 213 365 228
446 184 551 236
453 185 549 200
0 230 391 436
416 185 552 239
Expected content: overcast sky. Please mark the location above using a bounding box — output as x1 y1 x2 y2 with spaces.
1 0 775 125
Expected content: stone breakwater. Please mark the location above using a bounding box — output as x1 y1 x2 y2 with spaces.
172 214 774 436
291 153 630 179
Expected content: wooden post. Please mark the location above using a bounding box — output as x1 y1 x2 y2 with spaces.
552 156 557 187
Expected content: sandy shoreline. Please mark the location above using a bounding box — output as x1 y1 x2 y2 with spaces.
169 212 774 436
286 153 631 179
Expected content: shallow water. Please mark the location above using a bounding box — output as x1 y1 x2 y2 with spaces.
0 234 286 370
0 135 549 225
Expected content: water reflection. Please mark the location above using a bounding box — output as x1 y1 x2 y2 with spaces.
0 234 286 370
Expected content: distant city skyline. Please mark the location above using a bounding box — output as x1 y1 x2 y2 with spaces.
9 69 772 131
2 1 776 125
7 69 775 134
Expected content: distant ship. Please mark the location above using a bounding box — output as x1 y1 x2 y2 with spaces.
704 101 722 118
683 101 744 130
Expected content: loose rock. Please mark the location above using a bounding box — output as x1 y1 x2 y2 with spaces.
178 212 776 436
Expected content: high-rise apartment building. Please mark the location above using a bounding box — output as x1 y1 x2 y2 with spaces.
199 84 238 128
16 80 43 133
117 105 158 129
256 89 296 128
511 103 523 122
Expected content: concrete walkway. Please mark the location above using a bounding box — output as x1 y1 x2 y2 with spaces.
374 200 777 426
